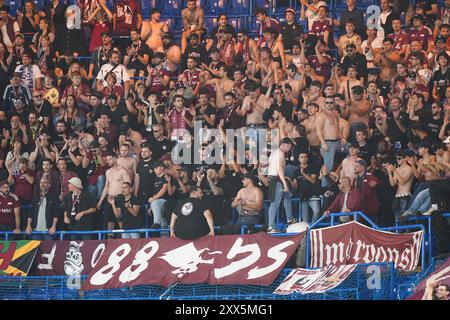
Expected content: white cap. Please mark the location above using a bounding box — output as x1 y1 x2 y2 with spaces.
68 177 83 189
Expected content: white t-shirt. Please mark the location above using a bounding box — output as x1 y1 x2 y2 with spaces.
96 63 131 86
36 197 47 232
15 64 44 90
0 20 20 47
361 38 382 69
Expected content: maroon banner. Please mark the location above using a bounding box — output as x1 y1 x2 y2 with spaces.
407 257 450 300
81 232 304 290
310 221 423 271
30 240 106 276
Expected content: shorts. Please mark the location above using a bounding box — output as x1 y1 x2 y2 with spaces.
103 196 123 224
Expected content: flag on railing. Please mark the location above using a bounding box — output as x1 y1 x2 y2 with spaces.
0 241 41 276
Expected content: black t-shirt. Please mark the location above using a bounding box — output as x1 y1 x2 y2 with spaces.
173 197 210 240
295 164 320 199
358 143 376 165
172 179 193 201
136 158 157 196
59 147 84 177
387 112 409 149
153 175 168 199
289 137 309 166
195 105 216 128
51 134 66 152
115 195 143 229
126 42 154 71
342 53 368 80
281 22 303 51
180 45 209 72
419 112 443 140
220 170 243 198
430 68 450 100
147 136 176 161
100 104 128 127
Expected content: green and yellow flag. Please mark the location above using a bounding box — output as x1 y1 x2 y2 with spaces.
0 241 41 276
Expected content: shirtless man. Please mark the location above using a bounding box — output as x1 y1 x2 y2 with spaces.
238 81 271 127
141 8 169 52
116 143 137 183
162 33 181 75
345 85 371 139
261 26 286 71
205 65 234 109
316 96 341 186
235 29 260 64
373 37 401 83
386 150 414 219
181 0 205 53
232 173 264 226
257 47 278 87
301 103 321 164
283 63 304 99
340 143 362 183
97 151 131 231
338 65 361 103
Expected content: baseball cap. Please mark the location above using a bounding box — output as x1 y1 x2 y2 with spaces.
152 161 165 169
0 180 9 187
90 92 103 100
188 33 199 40
356 159 367 168
352 85 364 94
68 132 79 139
418 141 431 149
346 43 356 49
285 8 296 15
208 46 220 54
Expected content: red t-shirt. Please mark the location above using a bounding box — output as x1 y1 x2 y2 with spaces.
12 170 35 202
0 193 19 227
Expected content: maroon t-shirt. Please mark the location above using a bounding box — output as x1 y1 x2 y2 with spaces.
12 170 35 202
0 194 19 226
113 0 141 35
310 19 332 43
307 54 332 79
408 26 431 51
388 32 410 52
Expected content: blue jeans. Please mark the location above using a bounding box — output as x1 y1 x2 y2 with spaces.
150 199 167 227
301 199 321 223
393 196 411 218
87 175 106 201
122 232 140 239
406 189 430 214
268 182 293 229
31 234 54 241
321 140 340 187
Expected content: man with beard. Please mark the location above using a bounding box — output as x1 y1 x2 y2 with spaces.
96 51 130 96
180 33 208 72
0 181 20 236
135 144 157 203
161 33 181 76
234 29 259 65
344 85 371 141
220 92 245 130
145 52 170 96
232 173 263 229
217 25 236 67
170 186 214 240
88 32 120 80
31 90 53 131
124 28 153 78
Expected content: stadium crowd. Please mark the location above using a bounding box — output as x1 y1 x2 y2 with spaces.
0 0 448 240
